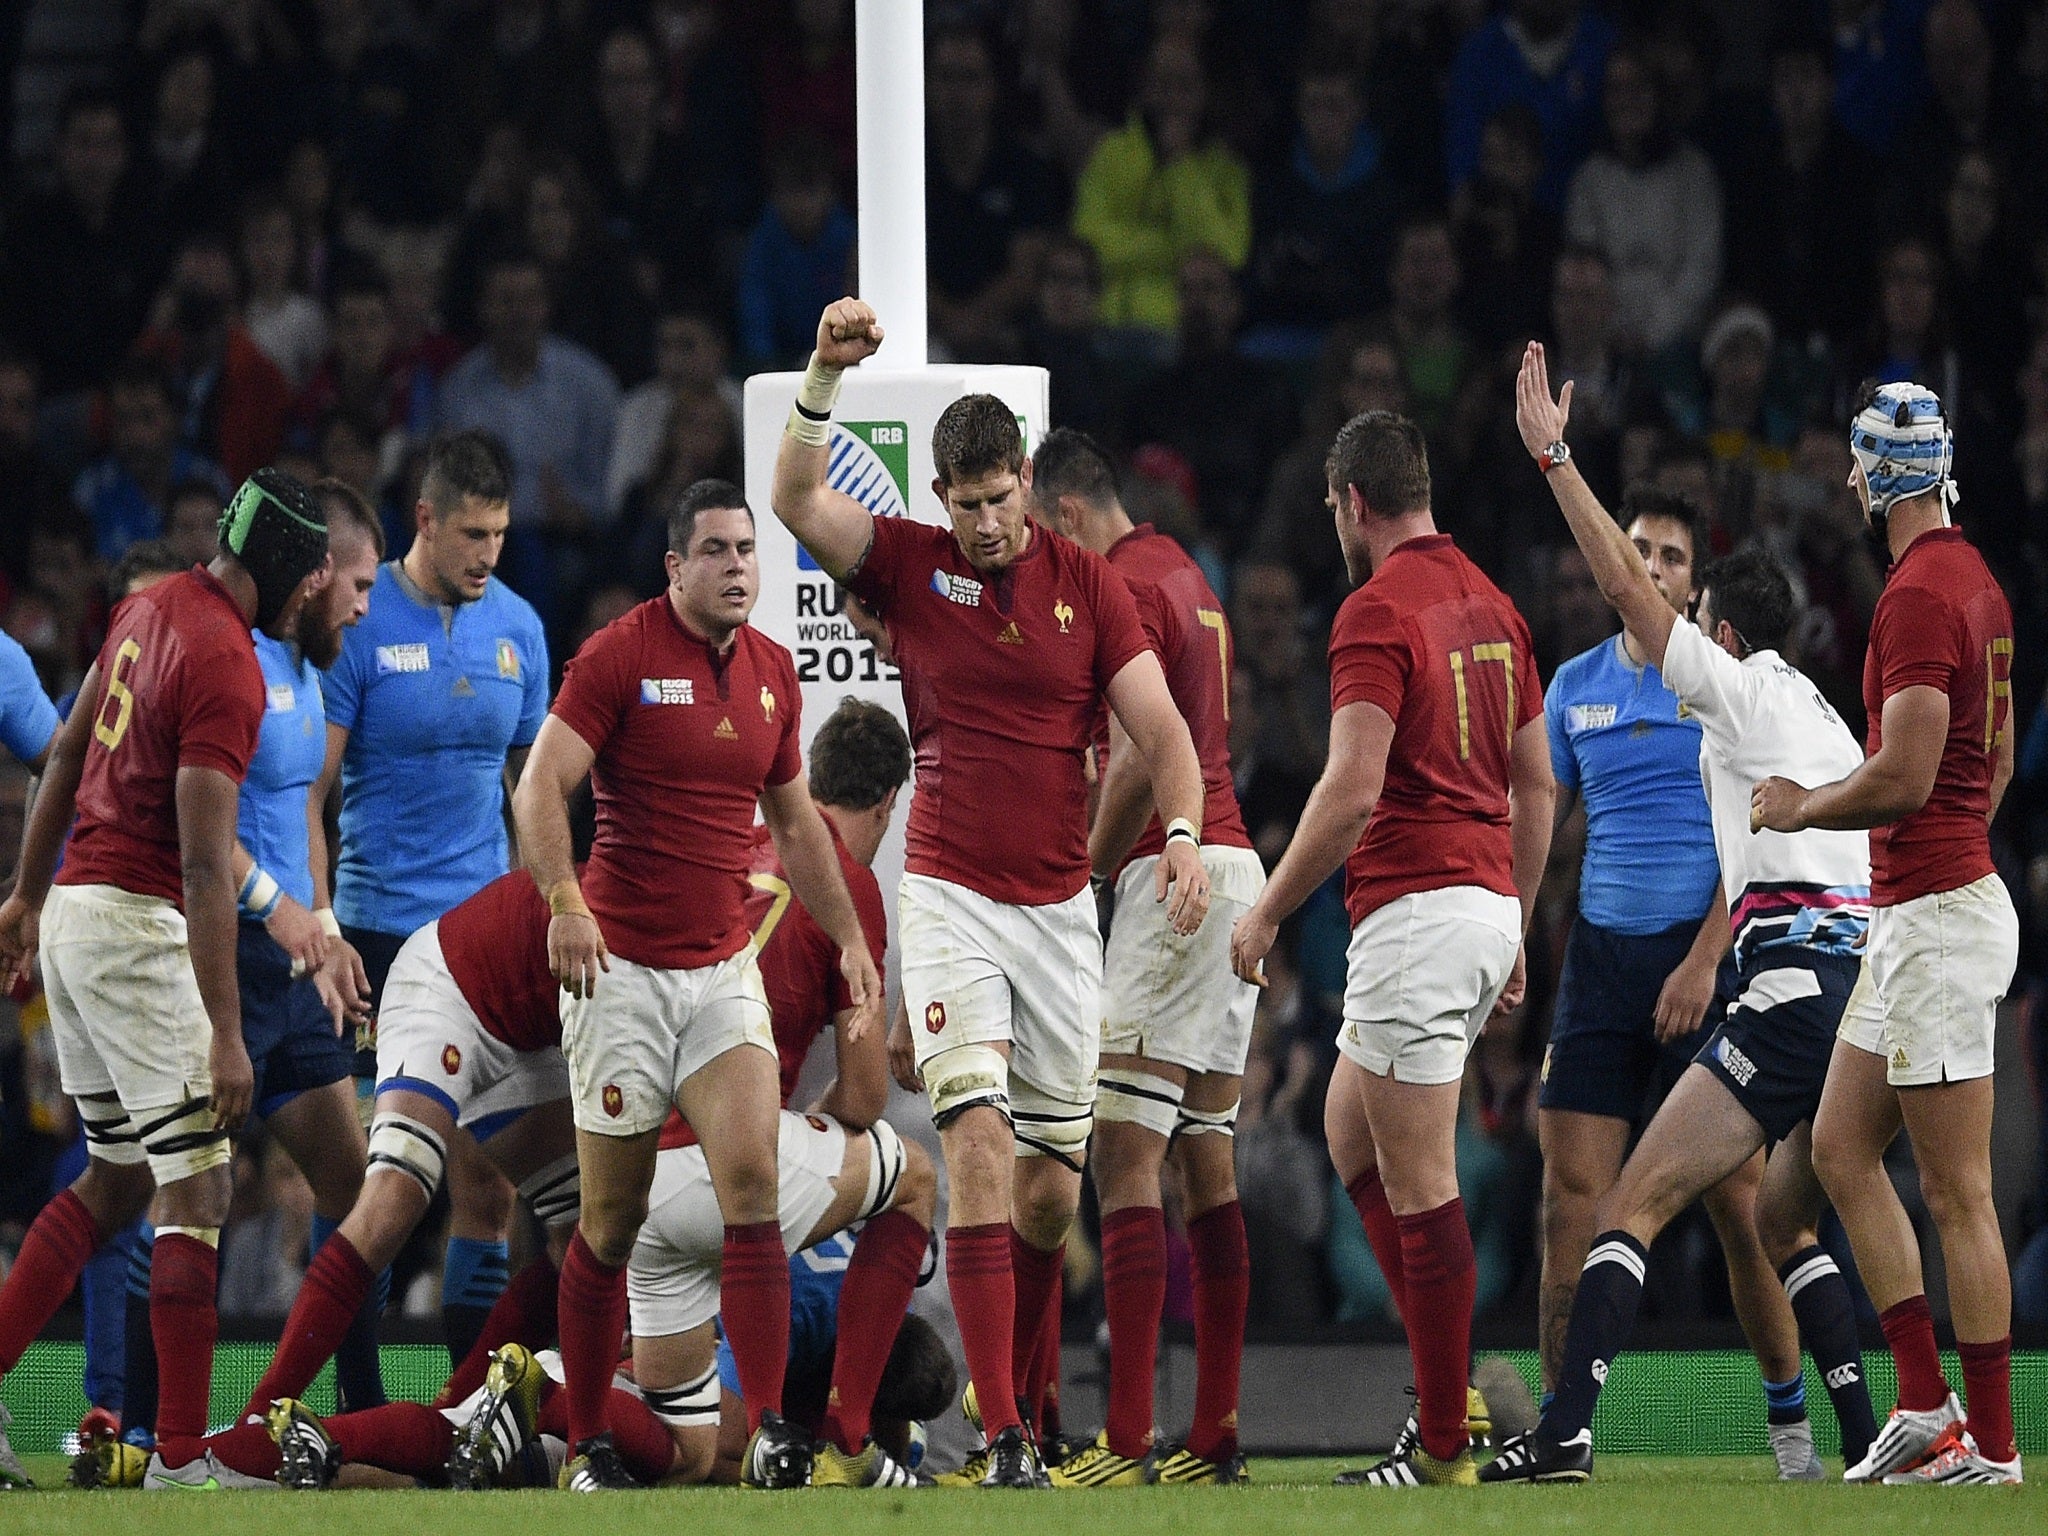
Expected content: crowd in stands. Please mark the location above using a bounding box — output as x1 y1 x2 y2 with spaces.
2 0 2048 1338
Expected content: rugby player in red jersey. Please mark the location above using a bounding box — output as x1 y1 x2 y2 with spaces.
0 470 331 1490
1753 381 2022 1485
1026 428 1261 1487
772 299 1210 1488
1231 411 1554 1487
514 478 881 1490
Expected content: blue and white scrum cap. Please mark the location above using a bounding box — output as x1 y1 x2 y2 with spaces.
1849 380 1957 519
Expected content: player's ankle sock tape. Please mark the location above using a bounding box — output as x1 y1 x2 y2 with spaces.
1764 1374 1806 1424
1546 1229 1647 1442
1779 1245 1874 1461
443 1237 511 1310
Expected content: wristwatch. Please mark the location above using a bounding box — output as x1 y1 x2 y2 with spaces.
1538 440 1572 474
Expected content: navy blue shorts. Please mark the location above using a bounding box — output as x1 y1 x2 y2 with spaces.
344 925 409 1082
239 922 353 1119
1693 949 1860 1144
1539 916 1706 1121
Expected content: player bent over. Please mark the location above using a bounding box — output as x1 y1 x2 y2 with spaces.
1484 344 1878 1483
516 480 880 1490
1753 382 2021 1485
1232 411 1554 1488
0 471 330 1489
1030 430 1262 1485
772 299 1210 1488
238 867 582 1418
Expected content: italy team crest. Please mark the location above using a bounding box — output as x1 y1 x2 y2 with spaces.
496 639 520 679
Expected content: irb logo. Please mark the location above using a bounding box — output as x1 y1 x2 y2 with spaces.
802 420 910 570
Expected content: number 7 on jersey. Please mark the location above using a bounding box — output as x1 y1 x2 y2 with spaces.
1448 643 1515 760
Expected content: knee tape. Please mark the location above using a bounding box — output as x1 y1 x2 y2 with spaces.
1176 1098 1240 1140
642 1363 720 1429
861 1117 906 1221
1095 1067 1184 1138
136 1096 231 1183
1011 1079 1092 1172
366 1112 448 1200
923 1043 1011 1129
517 1152 581 1228
79 1096 146 1166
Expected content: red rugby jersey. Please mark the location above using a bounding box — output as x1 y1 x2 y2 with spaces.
1327 534 1542 926
59 567 263 905
657 821 889 1149
847 515 1149 906
1862 527 2013 905
438 867 562 1051
1103 524 1250 864
551 597 802 968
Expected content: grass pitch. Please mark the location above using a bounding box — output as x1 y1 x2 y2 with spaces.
10 1455 2041 1536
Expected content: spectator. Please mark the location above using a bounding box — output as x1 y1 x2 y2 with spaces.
2020 326 2048 549
70 357 228 563
1254 324 1409 621
581 26 722 291
1667 302 1800 537
1836 233 1961 412
0 86 164 399
1832 0 1935 154
926 23 1066 361
758 0 857 183
313 409 389 513
736 133 857 373
0 351 63 594
1940 149 2031 392
294 263 410 444
1530 542 1618 680
283 0 427 223
1722 24 1876 351
1452 103 1560 353
1229 559 1330 798
1072 31 1252 341
1247 60 1406 346
618 387 745 595
1126 249 1297 560
435 249 620 623
162 478 225 569
1562 41 1723 358
238 191 328 389
1541 244 1657 494
1906 0 2009 180
134 233 296 483
1445 0 1616 211
1003 0 1124 178
1019 234 1120 443
643 0 760 237
282 138 340 301
1371 214 1472 442
606 307 739 521
11 513 102 695
523 152 655 384
141 46 238 248
1767 424 1883 731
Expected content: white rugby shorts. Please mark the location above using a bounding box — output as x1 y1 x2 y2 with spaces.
373 921 569 1131
1338 886 1521 1086
627 1108 858 1338
900 873 1101 1114
1102 845 1264 1075
42 884 212 1150
559 949 774 1136
1835 872 2017 1086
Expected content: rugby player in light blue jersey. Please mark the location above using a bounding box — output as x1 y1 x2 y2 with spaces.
313 429 549 1367
1534 485 1813 1479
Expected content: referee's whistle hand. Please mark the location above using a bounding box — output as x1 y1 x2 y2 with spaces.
549 913 610 1000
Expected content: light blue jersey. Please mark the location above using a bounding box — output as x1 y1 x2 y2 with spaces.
716 1230 855 1395
0 631 58 766
324 563 548 935
1547 634 1719 934
238 633 327 909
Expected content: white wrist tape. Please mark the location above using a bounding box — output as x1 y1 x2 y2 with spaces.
785 355 844 447
239 866 282 922
315 908 341 939
1164 816 1200 847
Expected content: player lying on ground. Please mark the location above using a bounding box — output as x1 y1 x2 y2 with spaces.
1482 342 1878 1485
774 298 1210 1489
1752 380 2021 1485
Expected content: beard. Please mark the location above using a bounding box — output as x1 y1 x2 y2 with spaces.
296 597 344 669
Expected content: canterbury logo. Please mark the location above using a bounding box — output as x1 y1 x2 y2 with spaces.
1825 1364 1861 1389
